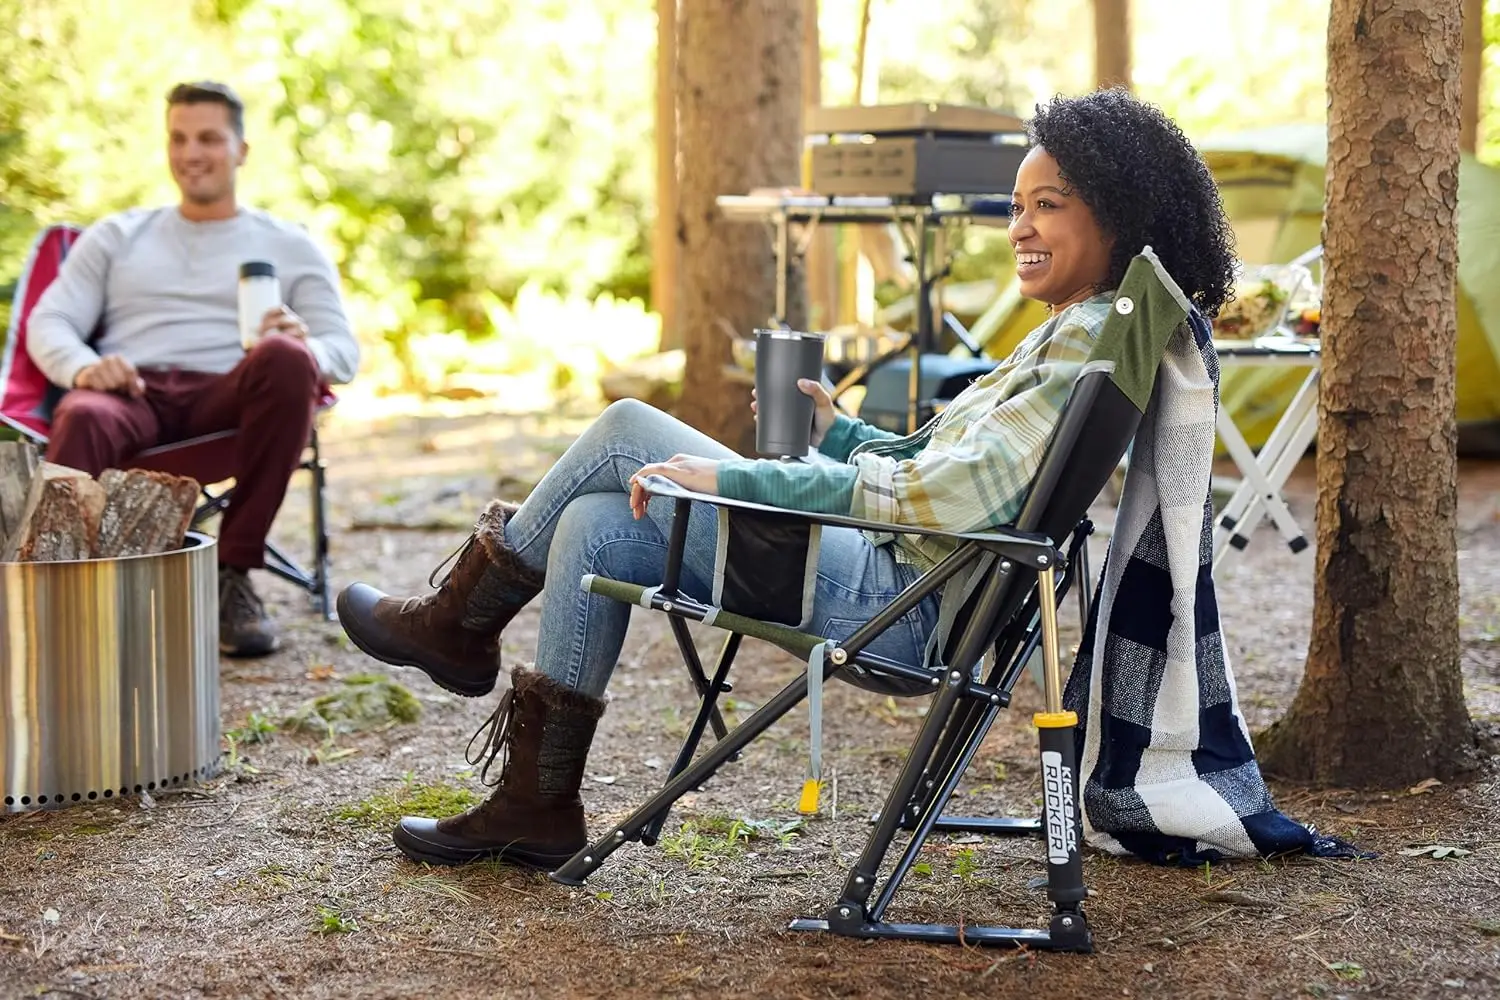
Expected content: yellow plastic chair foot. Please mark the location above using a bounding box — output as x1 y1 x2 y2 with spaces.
798 778 823 815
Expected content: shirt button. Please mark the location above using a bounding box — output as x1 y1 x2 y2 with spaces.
1115 296 1135 315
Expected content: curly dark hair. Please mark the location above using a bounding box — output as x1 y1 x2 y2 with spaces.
1025 89 1237 318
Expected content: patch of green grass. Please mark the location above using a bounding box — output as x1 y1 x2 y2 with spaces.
660 821 736 870
691 814 803 848
324 631 355 651
224 710 278 773
660 704 688 740
11 814 122 840
255 862 296 889
333 777 480 829
226 711 276 745
284 674 421 737
657 815 756 869
70 822 119 837
659 815 801 871
313 903 358 934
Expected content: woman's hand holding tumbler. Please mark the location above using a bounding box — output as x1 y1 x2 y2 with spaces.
751 379 836 449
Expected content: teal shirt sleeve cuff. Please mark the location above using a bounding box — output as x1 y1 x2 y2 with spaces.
818 413 899 462
715 458 860 515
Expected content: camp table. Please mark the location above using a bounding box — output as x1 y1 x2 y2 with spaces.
716 190 1011 430
1211 335 1321 570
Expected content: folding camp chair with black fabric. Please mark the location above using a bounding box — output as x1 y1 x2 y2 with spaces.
549 251 1184 953
0 223 337 616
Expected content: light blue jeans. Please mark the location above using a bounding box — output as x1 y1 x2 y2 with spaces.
503 399 939 698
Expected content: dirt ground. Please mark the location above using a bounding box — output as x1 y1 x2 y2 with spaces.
2 402 1498 1000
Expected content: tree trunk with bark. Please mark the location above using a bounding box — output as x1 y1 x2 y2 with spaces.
653 0 680 351
1093 0 1131 90
1460 0 1482 153
675 0 804 452
801 0 838 331
1258 0 1474 787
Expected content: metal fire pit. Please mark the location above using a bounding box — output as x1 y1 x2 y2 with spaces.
1 532 221 811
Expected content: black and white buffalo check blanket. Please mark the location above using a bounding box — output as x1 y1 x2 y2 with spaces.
1063 306 1362 864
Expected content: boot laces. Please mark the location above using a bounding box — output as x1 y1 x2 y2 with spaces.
396 534 478 615
465 687 516 788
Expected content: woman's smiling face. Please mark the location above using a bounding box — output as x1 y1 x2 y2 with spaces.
1008 146 1115 310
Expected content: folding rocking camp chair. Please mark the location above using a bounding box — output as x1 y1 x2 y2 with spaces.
0 223 337 616
549 252 1182 952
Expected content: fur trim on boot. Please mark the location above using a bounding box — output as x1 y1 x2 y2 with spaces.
463 501 547 632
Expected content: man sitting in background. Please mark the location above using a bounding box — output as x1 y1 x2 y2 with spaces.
26 80 360 657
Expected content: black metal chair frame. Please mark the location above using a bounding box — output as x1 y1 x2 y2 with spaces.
549 357 1145 953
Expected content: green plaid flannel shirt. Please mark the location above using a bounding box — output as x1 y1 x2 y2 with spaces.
846 292 1113 568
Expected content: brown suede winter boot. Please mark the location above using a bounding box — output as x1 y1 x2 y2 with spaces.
336 500 545 697
393 668 607 869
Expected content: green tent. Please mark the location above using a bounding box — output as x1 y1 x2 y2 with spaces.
1201 124 1500 453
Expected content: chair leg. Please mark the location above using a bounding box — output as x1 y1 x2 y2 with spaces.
670 617 732 745
244 437 330 616
263 539 316 590
866 697 1014 922
890 697 988 829
885 696 1043 840
200 479 309 589
307 428 332 619
641 629 741 846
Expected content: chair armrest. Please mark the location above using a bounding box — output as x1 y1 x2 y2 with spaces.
638 475 1060 570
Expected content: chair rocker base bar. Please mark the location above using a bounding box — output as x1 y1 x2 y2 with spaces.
871 812 1041 836
928 815 1042 835
787 912 1091 952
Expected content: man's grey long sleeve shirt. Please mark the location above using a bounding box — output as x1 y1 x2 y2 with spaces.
26 206 360 388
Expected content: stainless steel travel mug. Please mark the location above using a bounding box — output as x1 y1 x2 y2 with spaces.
754 329 826 458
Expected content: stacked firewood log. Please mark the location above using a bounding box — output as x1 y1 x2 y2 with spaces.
0 441 199 562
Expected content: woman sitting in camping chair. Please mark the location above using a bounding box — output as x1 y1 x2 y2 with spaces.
337 89 1238 869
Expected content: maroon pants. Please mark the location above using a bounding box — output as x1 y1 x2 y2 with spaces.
46 334 320 569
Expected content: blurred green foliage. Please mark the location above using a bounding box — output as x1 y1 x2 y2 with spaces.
0 0 658 371
4 0 1482 388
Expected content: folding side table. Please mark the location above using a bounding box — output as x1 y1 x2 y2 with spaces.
1212 337 1321 571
